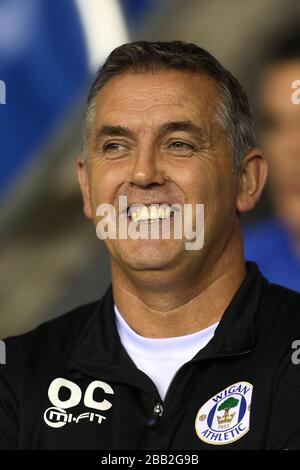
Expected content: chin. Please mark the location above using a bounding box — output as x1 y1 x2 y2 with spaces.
116 240 184 272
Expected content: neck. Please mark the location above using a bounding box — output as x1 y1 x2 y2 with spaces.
111 230 246 339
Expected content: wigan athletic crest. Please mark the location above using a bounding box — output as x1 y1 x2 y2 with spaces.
195 381 253 445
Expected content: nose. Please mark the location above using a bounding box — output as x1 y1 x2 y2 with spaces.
129 144 166 188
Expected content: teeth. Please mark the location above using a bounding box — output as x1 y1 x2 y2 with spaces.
129 205 172 222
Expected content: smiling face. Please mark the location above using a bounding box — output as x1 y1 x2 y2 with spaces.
78 69 264 286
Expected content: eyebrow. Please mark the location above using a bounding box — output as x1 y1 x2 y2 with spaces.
94 120 209 144
157 120 208 140
95 125 135 140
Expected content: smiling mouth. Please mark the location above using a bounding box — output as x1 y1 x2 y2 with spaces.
127 204 176 223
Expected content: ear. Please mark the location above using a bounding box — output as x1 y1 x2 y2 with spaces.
236 148 268 213
77 155 93 219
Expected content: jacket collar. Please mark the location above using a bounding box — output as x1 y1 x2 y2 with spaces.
67 262 268 394
192 261 267 361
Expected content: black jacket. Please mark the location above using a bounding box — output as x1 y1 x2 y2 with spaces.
1 262 300 450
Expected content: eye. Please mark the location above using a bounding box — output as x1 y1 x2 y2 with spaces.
101 141 132 159
167 140 196 155
169 141 193 149
103 142 126 152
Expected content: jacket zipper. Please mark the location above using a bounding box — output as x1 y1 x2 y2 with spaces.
155 347 253 416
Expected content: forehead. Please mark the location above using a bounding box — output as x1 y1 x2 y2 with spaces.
94 70 219 128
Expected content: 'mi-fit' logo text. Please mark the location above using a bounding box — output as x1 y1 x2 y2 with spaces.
195 381 253 445
44 378 114 429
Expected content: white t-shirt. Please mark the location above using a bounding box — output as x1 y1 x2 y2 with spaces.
114 304 219 401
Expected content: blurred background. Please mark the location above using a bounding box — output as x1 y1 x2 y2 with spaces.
1 0 300 339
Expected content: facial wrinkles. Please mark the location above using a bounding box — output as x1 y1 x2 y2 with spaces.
93 109 214 160
95 72 216 125
90 72 226 195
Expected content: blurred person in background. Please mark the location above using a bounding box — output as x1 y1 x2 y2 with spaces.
244 26 300 291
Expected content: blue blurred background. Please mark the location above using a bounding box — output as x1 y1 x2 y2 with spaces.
1 0 299 338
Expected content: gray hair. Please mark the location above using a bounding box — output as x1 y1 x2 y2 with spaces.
82 41 256 170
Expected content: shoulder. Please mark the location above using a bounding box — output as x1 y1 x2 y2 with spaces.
263 281 300 312
1 299 101 377
6 299 99 342
257 280 300 341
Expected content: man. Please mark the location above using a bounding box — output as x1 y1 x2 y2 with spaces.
244 28 300 291
1 41 300 450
